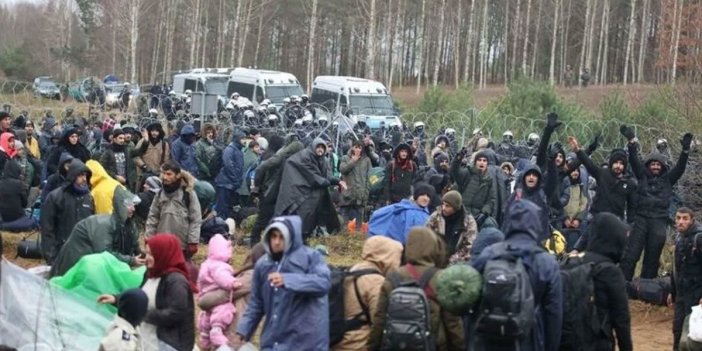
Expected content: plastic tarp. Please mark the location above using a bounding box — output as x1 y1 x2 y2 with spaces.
0 258 112 350
50 252 146 315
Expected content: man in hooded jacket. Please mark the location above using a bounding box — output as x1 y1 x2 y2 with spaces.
49 188 140 277
133 121 170 183
471 200 563 351
235 215 331 350
214 130 245 220
577 213 633 351
620 129 692 280
333 236 403 351
41 159 95 264
503 160 557 242
339 140 373 227
170 123 199 177
275 138 343 241
368 227 465 351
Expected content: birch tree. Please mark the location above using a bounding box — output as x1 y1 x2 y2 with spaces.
521 0 532 76
432 0 446 87
306 0 318 91
623 0 637 85
671 0 684 85
637 0 650 82
416 0 426 93
549 0 561 85
479 0 489 88
511 0 522 80
463 0 476 84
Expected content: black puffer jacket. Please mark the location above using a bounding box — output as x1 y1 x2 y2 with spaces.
576 149 636 218
628 143 688 218
142 272 195 351
582 213 633 351
672 221 702 315
40 160 95 264
0 160 28 222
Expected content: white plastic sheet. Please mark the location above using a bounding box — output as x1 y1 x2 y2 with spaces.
0 258 112 350
689 305 702 342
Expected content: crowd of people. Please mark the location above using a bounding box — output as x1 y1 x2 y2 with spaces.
0 99 700 351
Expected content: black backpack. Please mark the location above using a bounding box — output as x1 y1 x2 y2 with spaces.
380 264 438 351
475 243 542 340
328 265 382 346
559 256 614 351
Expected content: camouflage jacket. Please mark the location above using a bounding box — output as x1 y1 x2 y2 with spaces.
426 207 478 264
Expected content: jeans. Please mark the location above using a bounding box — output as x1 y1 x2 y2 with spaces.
621 216 668 280
215 187 239 220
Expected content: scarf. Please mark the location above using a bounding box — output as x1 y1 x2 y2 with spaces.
70 182 91 195
111 143 126 152
146 234 198 293
163 178 182 194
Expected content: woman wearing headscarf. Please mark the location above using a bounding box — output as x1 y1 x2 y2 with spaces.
99 234 196 351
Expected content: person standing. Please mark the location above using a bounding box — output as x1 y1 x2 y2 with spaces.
24 120 41 159
100 128 135 191
339 140 372 228
133 121 170 184
195 123 220 183
214 131 245 220
384 143 416 204
170 124 199 178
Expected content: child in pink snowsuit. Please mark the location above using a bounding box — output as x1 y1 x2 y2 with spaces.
197 234 243 348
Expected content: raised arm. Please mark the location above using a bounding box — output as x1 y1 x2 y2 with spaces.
669 133 693 185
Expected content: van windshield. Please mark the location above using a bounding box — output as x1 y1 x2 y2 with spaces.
349 95 396 116
266 85 304 103
205 77 229 96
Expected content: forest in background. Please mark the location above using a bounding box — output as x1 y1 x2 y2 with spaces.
0 0 701 89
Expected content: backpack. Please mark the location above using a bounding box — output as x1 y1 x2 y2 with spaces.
328 265 382 346
559 256 614 351
380 264 438 351
626 276 671 306
475 243 542 340
244 161 259 190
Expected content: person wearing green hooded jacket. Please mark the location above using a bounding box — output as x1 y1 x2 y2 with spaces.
49 187 142 278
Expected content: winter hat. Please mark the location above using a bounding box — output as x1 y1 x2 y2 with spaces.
500 162 514 174
112 128 125 139
470 227 505 260
474 150 490 164
0 111 9 121
433 152 449 165
257 137 269 151
608 148 628 168
117 288 149 327
436 264 483 315
267 135 285 153
145 176 162 193
442 191 462 212
413 183 435 201
14 140 24 150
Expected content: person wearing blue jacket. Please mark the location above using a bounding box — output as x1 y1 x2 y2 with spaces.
170 123 199 177
214 130 245 220
471 200 563 351
368 184 433 244
235 215 331 350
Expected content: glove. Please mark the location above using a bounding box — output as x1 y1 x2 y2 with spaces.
458 146 468 158
585 133 602 154
619 125 636 141
475 213 487 226
188 244 199 257
546 112 562 130
681 133 694 151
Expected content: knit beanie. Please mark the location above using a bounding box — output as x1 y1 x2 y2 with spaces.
117 288 148 327
433 152 449 165
145 176 162 193
413 183 435 201
608 148 628 168
442 191 462 211
112 128 125 139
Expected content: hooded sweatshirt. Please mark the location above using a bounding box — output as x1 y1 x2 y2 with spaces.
86 160 125 215
46 127 91 176
215 131 245 190
333 236 403 351
582 213 633 351
41 153 74 201
503 163 555 241
237 216 331 350
576 148 635 218
170 124 199 177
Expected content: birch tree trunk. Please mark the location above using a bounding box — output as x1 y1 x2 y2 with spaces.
623 0 637 85
671 0 684 85
511 0 521 80
416 0 427 93
531 0 544 79
306 0 318 91
463 0 476 83
230 0 243 66
595 0 607 84
549 0 561 85
129 0 139 83
366 0 377 79
504 0 510 84
579 0 592 82
585 0 598 79
254 10 264 67
600 0 610 83
521 0 533 76
150 2 163 83
433 0 446 87
238 0 253 66
479 0 489 88
637 0 650 82
453 0 462 88
188 0 200 68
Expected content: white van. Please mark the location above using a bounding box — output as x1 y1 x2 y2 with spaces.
172 72 230 105
310 76 400 129
227 68 304 107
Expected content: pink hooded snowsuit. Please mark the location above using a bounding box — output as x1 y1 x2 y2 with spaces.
197 234 242 332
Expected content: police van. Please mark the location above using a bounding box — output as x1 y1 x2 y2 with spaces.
172 71 230 107
227 68 304 107
310 76 400 129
